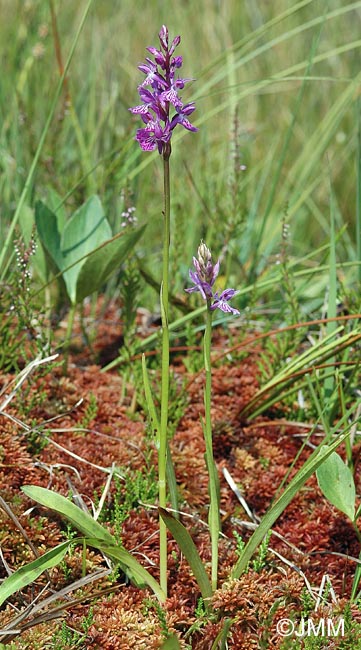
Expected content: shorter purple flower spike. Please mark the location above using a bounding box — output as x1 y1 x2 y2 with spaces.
185 241 219 299
185 241 240 316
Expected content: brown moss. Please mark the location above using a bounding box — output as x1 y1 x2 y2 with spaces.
0 312 360 647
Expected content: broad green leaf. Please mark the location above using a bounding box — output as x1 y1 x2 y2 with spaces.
43 187 67 234
18 205 35 245
0 540 71 607
159 507 212 601
35 200 65 273
61 195 112 303
35 196 144 304
22 486 115 545
74 224 146 303
316 449 355 520
94 541 165 601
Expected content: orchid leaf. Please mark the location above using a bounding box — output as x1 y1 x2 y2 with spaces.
93 541 165 600
61 195 112 304
35 200 65 274
22 485 115 544
22 486 165 600
75 224 146 303
316 449 356 521
0 540 71 607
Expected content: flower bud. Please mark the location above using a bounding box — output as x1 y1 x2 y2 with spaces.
197 241 212 271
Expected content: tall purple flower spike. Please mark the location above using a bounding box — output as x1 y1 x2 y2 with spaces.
130 25 198 154
185 242 240 315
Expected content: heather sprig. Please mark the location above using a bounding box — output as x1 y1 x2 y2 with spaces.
130 25 198 154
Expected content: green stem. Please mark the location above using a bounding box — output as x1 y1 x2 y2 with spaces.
159 145 171 597
63 303 76 375
204 304 220 591
357 96 361 284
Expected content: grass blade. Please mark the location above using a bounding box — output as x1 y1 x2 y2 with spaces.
357 96 361 283
323 182 338 413
0 0 96 280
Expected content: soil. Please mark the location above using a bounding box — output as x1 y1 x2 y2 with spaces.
0 300 360 649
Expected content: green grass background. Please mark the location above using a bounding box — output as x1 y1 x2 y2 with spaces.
1 0 360 302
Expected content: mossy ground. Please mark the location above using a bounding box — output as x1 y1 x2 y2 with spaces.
0 301 360 648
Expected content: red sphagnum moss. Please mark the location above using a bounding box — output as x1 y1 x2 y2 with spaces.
0 301 360 648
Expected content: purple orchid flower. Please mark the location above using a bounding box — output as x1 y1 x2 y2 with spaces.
135 118 171 153
138 58 165 89
210 289 240 315
170 103 198 132
185 270 213 300
130 25 198 154
185 242 240 315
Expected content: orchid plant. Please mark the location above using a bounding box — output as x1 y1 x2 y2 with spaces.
129 26 240 596
130 25 198 596
186 242 239 590
1 23 360 633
